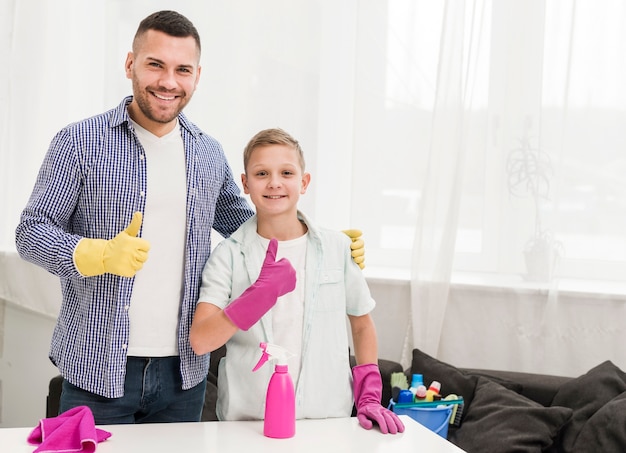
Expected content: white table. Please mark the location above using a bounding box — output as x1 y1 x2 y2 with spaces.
1 415 465 452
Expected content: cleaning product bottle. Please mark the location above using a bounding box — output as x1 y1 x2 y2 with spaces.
414 384 428 401
252 342 296 438
425 380 442 402
409 374 423 395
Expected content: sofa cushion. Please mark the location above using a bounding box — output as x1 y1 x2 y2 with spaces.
462 369 523 394
549 360 626 453
463 368 569 407
573 391 626 452
449 377 572 453
409 348 478 419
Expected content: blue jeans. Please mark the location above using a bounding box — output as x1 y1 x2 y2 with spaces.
60 356 207 424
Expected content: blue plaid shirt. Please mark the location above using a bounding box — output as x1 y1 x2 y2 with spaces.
15 97 254 398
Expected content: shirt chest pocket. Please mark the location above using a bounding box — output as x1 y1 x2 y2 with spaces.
313 268 346 312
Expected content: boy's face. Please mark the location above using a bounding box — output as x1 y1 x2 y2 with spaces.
125 29 201 136
242 144 310 217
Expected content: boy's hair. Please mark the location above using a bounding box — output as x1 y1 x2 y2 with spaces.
133 10 201 54
243 128 306 172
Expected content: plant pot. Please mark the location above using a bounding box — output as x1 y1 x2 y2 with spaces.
523 236 561 282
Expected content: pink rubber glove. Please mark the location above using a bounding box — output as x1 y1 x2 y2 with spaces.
224 238 296 330
352 363 405 434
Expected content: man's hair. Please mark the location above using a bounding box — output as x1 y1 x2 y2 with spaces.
244 128 306 172
133 10 201 54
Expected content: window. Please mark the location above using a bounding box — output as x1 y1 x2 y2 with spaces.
347 0 626 283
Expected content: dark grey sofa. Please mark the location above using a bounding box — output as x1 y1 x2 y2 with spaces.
403 348 626 453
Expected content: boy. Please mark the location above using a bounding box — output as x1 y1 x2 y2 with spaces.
190 128 403 434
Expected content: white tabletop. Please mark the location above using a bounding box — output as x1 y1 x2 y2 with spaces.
2 416 465 453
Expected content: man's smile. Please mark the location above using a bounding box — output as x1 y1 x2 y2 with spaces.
152 91 178 101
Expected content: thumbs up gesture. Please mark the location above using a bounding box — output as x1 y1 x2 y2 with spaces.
223 238 296 331
74 212 151 277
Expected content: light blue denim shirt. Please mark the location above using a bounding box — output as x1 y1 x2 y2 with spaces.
15 96 254 398
198 211 376 420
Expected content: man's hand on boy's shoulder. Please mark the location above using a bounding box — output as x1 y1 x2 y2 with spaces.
343 229 365 269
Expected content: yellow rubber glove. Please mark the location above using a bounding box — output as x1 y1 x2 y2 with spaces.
74 212 151 277
343 229 365 270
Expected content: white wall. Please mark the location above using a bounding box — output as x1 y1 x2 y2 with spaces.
0 302 58 428
367 278 412 365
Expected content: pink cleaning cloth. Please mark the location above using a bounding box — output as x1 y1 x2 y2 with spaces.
27 406 112 453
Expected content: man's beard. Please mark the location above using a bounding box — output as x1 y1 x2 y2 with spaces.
132 78 188 124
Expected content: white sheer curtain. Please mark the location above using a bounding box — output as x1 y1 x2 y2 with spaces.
380 0 626 372
2 0 626 376
409 1 471 359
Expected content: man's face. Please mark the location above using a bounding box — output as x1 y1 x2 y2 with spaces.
125 29 201 136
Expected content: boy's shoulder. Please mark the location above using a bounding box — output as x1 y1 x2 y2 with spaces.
298 212 350 243
317 226 350 238
313 226 352 250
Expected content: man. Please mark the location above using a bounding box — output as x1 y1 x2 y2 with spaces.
15 10 363 424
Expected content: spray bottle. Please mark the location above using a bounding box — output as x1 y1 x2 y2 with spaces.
252 342 296 438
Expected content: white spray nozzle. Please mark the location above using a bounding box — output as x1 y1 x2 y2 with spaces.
252 342 296 371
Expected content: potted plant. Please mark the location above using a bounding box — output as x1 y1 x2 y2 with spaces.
506 130 563 281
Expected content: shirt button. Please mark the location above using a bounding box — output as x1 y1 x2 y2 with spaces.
122 344 127 350
124 305 129 311
140 191 145 197
139 154 145 160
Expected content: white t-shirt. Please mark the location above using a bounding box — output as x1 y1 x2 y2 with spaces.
126 120 187 357
257 233 307 385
